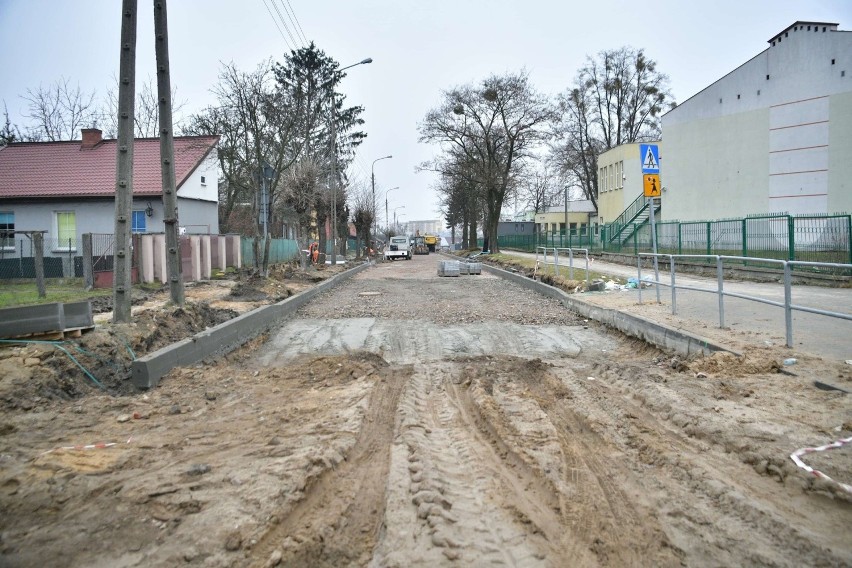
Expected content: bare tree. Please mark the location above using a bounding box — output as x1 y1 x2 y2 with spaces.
349 181 374 258
100 76 187 137
519 165 561 215
551 46 674 209
21 77 98 141
420 71 552 253
186 44 367 273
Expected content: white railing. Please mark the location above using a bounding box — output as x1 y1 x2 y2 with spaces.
635 254 852 348
534 247 590 285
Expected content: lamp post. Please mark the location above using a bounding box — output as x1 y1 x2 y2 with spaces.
328 57 372 266
384 186 398 238
393 205 405 228
371 155 392 246
397 213 406 235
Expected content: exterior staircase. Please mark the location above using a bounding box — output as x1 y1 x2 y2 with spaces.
607 193 661 244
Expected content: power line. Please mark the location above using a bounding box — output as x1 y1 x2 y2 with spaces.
283 0 309 46
269 0 302 50
260 0 293 51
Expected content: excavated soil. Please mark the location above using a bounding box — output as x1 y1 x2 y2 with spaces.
0 254 850 567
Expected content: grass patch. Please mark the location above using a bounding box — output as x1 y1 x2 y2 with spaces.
0 281 112 308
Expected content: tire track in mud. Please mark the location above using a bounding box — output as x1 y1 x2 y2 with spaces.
374 362 559 567
562 358 851 566
495 359 683 567
249 368 408 568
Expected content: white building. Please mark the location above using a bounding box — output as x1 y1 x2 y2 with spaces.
661 21 852 221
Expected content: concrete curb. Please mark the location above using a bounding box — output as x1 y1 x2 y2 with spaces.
480 262 737 358
131 261 373 389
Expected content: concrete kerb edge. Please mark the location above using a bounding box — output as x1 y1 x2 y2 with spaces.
131 261 373 389
480 262 738 358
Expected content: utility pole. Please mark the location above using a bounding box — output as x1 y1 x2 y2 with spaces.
154 0 184 305
112 0 137 323
329 101 338 266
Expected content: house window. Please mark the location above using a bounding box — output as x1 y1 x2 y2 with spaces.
569 222 577 236
0 211 14 250
55 211 76 251
132 210 147 233
200 175 207 186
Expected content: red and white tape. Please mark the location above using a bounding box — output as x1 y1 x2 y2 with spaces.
41 437 133 455
789 436 852 494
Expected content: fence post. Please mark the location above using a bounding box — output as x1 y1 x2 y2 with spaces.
783 261 793 347
787 215 795 261
741 218 748 259
706 221 711 256
677 222 682 255
717 256 725 329
33 232 46 298
82 233 94 290
847 214 852 265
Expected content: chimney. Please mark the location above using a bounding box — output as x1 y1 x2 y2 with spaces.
81 128 102 149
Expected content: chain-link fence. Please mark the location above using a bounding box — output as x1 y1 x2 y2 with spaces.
0 236 84 280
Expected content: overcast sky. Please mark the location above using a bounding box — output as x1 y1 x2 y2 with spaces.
1 0 850 225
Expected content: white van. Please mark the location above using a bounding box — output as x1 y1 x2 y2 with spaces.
384 236 412 261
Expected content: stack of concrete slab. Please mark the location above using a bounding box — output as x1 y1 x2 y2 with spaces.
467 262 482 275
437 260 460 277
458 262 470 275
0 301 93 340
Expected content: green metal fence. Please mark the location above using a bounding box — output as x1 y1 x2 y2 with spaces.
240 237 302 267
492 212 852 270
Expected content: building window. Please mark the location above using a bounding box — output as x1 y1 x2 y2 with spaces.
132 210 147 233
55 211 76 251
200 175 207 186
0 211 14 250
569 222 577 236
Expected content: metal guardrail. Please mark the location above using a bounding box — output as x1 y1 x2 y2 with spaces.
534 246 591 285
635 253 852 348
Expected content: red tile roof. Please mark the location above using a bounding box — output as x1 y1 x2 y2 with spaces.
0 133 219 199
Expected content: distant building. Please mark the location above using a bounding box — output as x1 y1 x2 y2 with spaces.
534 201 597 236
407 219 442 236
597 142 662 227
497 221 535 237
661 21 852 220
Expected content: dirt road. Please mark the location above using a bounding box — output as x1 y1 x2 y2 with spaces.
1 254 850 567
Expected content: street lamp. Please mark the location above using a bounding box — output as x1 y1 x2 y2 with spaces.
384 186 399 237
371 155 392 246
393 205 405 228
328 57 372 265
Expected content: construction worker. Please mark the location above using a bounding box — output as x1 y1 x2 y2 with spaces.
310 242 319 265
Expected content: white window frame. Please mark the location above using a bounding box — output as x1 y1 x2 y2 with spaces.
0 210 14 252
53 210 77 252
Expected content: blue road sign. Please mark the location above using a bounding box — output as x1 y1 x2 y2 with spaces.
640 144 660 174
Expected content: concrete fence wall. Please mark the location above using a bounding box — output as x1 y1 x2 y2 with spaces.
136 234 242 285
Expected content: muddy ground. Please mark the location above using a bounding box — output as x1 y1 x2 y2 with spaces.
0 254 850 567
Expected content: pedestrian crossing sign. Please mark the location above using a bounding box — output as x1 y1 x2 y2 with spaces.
643 174 661 197
640 144 660 174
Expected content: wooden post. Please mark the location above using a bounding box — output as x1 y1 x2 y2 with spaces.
82 233 93 290
112 0 137 323
33 232 46 298
154 0 184 305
